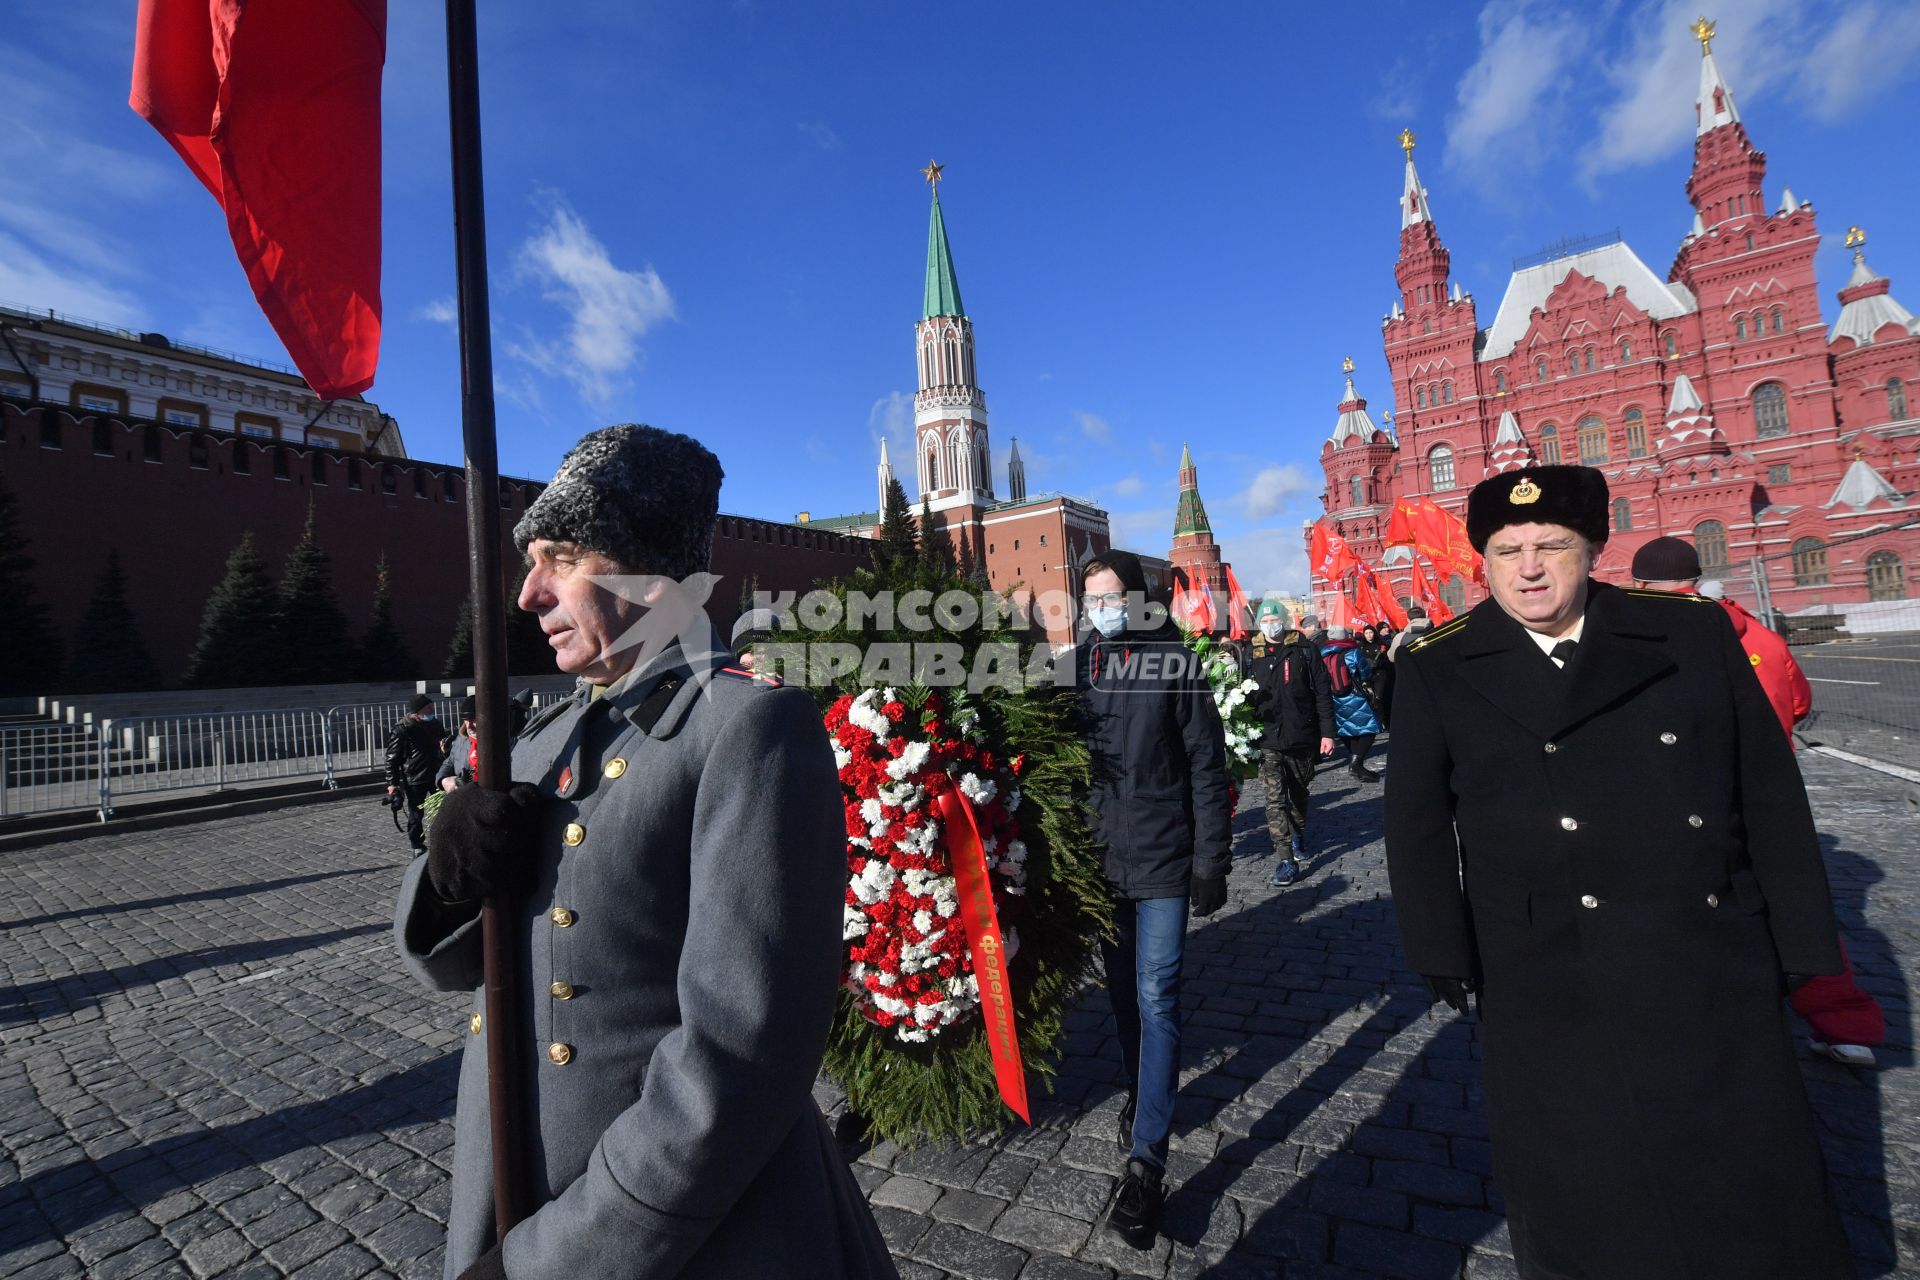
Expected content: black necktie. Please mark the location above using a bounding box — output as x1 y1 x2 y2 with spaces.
1550 639 1579 668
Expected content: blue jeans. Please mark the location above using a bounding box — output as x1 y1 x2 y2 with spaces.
1101 895 1188 1169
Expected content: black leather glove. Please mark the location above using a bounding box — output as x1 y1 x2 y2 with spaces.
427 782 545 905
1190 875 1228 918
458 1244 507 1280
1423 975 1476 1016
1785 972 1814 994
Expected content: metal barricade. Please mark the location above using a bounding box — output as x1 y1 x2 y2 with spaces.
0 722 108 819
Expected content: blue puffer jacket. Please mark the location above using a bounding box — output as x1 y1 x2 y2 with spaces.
1321 640 1383 737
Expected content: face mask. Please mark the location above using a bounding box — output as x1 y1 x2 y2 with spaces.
1088 604 1128 637
1260 620 1284 639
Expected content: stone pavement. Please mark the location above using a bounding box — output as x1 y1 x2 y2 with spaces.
0 752 1913 1279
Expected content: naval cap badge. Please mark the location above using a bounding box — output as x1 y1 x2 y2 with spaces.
1509 477 1542 505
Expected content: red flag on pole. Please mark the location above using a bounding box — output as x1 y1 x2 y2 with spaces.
1408 554 1454 624
131 0 387 400
1309 520 1359 583
1355 562 1408 630
1223 565 1251 641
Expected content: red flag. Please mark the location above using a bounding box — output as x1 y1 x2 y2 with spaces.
1408 555 1454 624
1355 563 1408 630
1407 498 1484 586
1383 500 1421 549
1309 520 1359 583
1223 565 1251 640
132 0 387 400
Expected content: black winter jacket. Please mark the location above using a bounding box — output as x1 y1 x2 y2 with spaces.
1249 631 1335 752
1072 626 1233 898
385 714 446 797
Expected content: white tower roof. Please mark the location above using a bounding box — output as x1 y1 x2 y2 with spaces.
1697 47 1742 136
1830 255 1920 348
1330 375 1380 446
1825 458 1903 510
1401 154 1433 230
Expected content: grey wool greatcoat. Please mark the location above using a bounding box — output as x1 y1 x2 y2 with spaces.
394 635 897 1279
1384 582 1853 1280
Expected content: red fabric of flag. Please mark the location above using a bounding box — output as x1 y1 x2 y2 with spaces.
1410 498 1484 587
1310 520 1358 583
1223 565 1251 640
1408 555 1454 624
131 0 387 400
1383 500 1421 549
1355 563 1408 630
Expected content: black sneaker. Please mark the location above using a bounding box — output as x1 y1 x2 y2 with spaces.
1105 1158 1164 1250
1116 1094 1135 1152
1351 766 1381 783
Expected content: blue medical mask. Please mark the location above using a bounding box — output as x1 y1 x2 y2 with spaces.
1088 604 1128 637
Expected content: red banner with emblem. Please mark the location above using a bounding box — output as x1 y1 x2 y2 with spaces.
932 785 1030 1124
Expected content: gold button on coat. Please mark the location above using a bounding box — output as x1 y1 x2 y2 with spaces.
563 822 585 846
550 981 574 1000
1660 732 1678 745
548 1042 572 1066
469 1012 483 1034
551 907 575 927
1707 894 1720 908
1687 815 1704 828
1560 816 1579 831
1581 895 1599 909
604 758 627 779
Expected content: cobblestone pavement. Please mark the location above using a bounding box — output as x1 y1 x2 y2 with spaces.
1 752 1913 1279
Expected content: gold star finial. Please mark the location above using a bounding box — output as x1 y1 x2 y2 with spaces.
1691 16 1716 54
1397 128 1417 157
921 158 944 191
1342 356 1355 374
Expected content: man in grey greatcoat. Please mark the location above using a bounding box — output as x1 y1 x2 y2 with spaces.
393 423 896 1279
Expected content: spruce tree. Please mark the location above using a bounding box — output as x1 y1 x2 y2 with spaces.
183 533 279 688
357 554 418 681
0 470 63 697
873 476 917 570
442 595 476 679
276 503 356 685
65 551 162 693
917 496 953 577
506 564 553 676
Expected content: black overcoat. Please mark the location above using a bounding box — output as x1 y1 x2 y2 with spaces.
1384 582 1852 1280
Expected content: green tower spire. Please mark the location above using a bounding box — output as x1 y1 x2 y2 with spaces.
923 190 966 320
1174 443 1213 537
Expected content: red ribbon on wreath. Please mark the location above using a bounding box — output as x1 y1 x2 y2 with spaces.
931 784 1030 1124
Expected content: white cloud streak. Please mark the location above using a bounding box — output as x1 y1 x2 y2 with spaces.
415 297 458 328
1445 1 1579 180
511 196 675 405
1075 410 1113 444
1236 464 1313 521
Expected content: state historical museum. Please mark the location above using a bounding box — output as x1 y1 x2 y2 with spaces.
1315 20 1919 616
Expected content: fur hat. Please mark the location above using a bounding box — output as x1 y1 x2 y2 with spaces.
513 424 724 578
1630 535 1702 583
1466 465 1610 552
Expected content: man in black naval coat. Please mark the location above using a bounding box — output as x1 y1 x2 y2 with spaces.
1385 464 1853 1280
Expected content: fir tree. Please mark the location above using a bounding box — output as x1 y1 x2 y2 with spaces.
917 496 953 577
65 551 162 693
443 595 476 679
276 503 356 685
357 554 419 681
0 470 63 696
873 476 917 570
183 533 279 688
506 563 553 676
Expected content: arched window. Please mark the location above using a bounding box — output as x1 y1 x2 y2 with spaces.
1416 387 1427 409
1440 576 1466 612
945 432 963 489
925 446 938 490
1349 476 1363 507
1612 498 1632 532
1540 423 1561 465
1695 520 1728 574
310 454 327 485
1620 338 1632 363
1423 318 1432 335
273 446 291 480
1791 537 1829 586
1771 308 1784 334
347 458 362 491
39 416 61 449
1429 444 1457 491
1618 408 1646 459
1568 353 1580 375
381 465 397 496
1734 316 1747 341
1890 378 1908 421
1536 357 1548 382
1442 381 1454 404
232 440 250 475
940 327 961 386
1753 382 1789 438
1867 551 1906 601
1664 331 1678 356
1584 347 1596 372
189 435 209 470
1494 369 1508 394
143 424 162 462
1577 416 1608 463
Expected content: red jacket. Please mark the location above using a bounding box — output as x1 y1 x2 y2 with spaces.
1720 599 1812 740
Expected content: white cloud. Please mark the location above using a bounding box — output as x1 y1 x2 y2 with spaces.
868 390 915 477
1107 474 1145 498
1798 4 1920 119
1104 507 1172 559
415 297 458 327
1445 1 1579 179
1219 526 1311 599
1074 410 1113 444
510 196 675 405
0 229 142 325
1236 464 1313 521
797 120 843 151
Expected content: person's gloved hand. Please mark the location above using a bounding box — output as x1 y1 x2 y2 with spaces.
458 1244 507 1280
1190 875 1228 918
1785 972 1814 994
427 782 545 905
1424 975 1476 1016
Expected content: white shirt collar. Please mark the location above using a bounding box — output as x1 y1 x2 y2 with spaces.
1524 614 1586 666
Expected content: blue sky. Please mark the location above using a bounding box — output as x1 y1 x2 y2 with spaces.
7 1 1919 594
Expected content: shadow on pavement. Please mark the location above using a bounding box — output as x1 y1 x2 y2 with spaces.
0 866 390 931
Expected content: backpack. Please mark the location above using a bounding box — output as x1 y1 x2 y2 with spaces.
1322 649 1354 696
